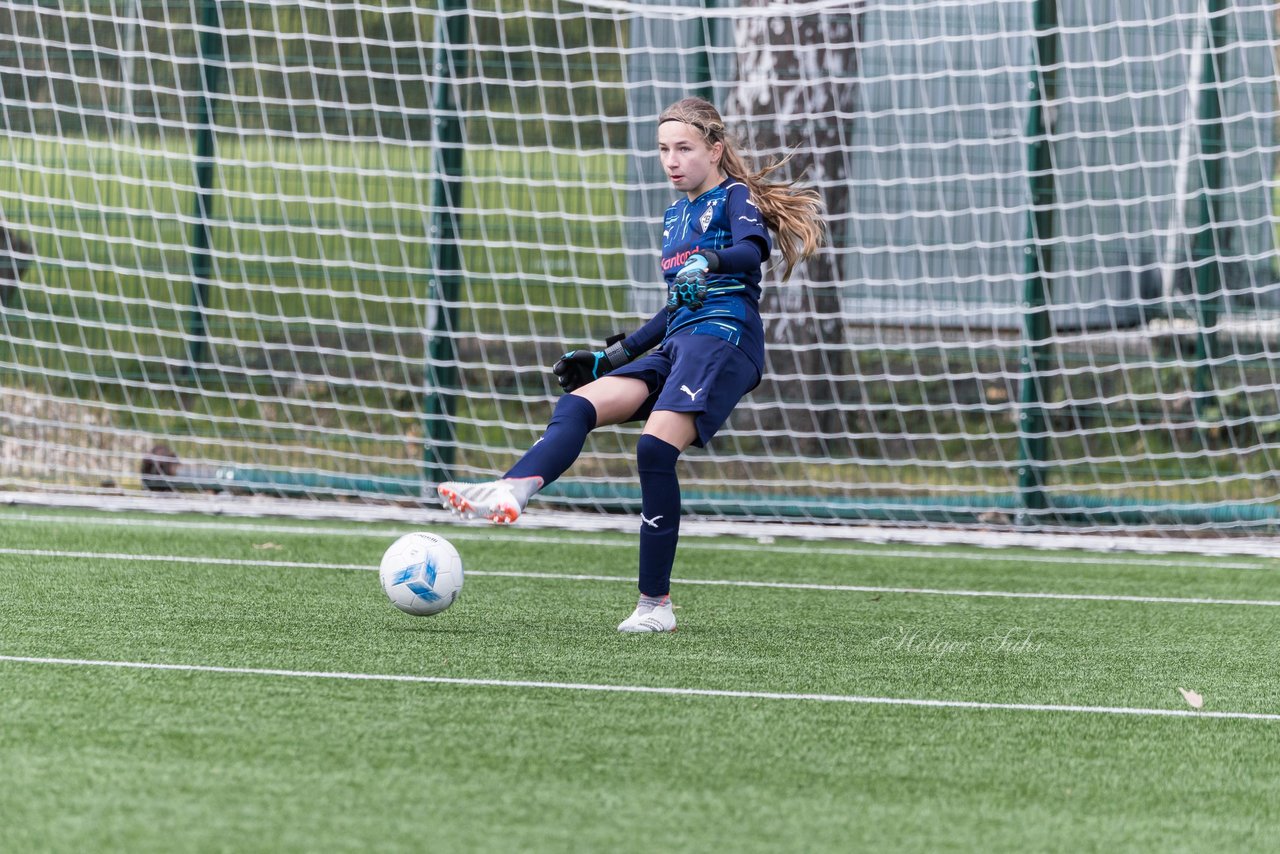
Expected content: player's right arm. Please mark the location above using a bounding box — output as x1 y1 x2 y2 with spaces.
552 310 665 393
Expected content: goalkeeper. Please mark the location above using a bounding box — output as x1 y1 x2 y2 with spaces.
439 97 825 632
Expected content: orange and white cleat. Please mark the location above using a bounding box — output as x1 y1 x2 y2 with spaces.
436 477 540 525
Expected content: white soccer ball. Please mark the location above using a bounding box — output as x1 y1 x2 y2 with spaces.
378 532 464 616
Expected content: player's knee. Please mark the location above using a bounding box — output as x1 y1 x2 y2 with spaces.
636 434 680 474
642 409 698 451
552 392 598 431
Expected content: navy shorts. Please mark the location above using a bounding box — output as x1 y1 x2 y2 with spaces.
609 332 762 448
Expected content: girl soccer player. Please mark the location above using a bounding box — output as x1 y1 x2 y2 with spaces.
438 97 826 632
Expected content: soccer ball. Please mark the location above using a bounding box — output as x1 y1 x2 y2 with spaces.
378 532 464 616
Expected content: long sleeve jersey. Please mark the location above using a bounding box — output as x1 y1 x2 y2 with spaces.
622 178 772 372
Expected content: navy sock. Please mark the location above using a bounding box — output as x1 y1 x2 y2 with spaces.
505 394 597 486
636 434 681 598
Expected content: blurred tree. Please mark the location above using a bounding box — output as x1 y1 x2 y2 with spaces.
727 2 864 457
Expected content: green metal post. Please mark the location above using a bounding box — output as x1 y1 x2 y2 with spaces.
1016 0 1058 521
692 0 718 103
185 0 225 373
1191 0 1228 418
422 1 468 485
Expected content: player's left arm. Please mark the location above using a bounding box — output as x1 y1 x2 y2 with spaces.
669 189 770 309
721 184 771 270
675 185 770 281
693 239 766 276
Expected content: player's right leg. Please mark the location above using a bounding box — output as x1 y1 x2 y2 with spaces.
438 377 650 524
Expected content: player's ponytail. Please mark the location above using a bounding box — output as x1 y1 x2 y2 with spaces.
658 97 827 281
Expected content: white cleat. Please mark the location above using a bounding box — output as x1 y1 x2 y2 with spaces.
617 601 677 633
437 479 526 524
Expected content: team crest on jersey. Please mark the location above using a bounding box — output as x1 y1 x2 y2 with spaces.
699 202 716 232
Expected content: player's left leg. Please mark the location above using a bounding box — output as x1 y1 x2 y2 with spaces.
618 335 760 633
617 410 695 633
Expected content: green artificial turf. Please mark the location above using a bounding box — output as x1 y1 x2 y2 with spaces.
1 508 1278 852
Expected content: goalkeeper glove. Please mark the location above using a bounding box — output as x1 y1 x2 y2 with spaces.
552 333 632 393
667 251 718 312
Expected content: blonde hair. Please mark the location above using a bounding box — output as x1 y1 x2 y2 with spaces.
658 97 826 281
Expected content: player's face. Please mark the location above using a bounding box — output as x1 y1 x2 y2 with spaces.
658 121 724 200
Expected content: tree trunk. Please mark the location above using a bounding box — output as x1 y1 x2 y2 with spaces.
727 3 863 458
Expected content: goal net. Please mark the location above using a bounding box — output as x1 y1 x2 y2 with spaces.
2 0 1279 543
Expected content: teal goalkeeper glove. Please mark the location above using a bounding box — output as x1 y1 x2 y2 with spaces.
667 251 718 311
552 334 631 393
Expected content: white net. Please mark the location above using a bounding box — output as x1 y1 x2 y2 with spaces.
1 0 1278 540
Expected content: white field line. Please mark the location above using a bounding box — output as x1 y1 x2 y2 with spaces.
6 494 1280 560
475 569 1280 609
1 654 1275 722
5 512 1274 571
4 547 1280 609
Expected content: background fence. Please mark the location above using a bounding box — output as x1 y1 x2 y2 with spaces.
2 0 1279 538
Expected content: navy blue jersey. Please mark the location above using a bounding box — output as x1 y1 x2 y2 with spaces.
660 178 771 371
